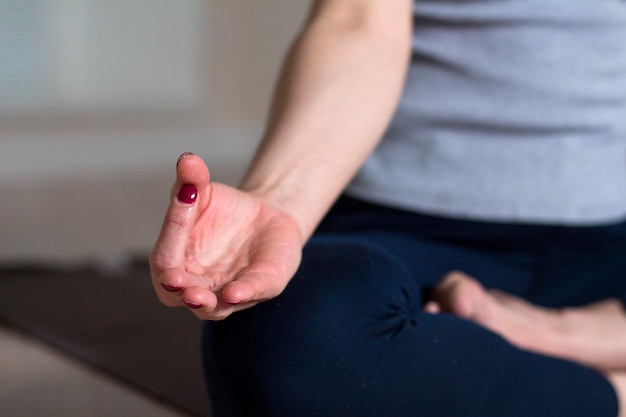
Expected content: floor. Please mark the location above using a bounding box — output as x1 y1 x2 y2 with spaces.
0 164 244 416
0 324 190 417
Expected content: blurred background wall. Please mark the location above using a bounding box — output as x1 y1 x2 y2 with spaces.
0 0 309 264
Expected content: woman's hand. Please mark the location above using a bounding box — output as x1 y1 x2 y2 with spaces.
149 153 304 320
150 1 413 321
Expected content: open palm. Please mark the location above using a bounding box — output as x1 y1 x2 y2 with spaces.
150 154 303 320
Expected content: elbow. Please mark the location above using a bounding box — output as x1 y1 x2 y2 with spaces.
304 1 413 60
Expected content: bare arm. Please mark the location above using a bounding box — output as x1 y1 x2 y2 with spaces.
241 0 413 241
150 0 413 319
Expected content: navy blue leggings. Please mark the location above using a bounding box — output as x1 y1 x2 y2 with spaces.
203 196 626 417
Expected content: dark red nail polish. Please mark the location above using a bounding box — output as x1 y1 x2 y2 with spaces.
183 299 202 309
176 152 194 167
177 184 197 204
161 282 182 292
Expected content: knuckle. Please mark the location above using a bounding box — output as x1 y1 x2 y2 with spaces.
148 253 163 270
149 253 176 272
165 211 191 232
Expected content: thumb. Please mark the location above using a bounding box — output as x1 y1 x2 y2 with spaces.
150 153 211 271
170 152 211 200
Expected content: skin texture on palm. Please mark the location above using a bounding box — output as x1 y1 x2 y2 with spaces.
150 154 303 320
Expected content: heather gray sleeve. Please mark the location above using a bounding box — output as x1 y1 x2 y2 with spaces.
347 0 626 225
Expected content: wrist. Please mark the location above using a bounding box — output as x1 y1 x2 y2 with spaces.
240 177 325 244
241 182 312 244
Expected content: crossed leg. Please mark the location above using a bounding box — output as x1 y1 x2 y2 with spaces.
205 236 620 417
426 271 626 416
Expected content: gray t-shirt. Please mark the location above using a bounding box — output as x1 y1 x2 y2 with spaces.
347 0 626 225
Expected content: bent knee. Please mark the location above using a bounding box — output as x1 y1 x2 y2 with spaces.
205 235 429 415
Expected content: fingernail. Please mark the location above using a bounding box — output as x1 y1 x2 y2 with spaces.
176 152 194 168
161 282 182 292
183 299 202 309
177 184 197 204
223 299 241 306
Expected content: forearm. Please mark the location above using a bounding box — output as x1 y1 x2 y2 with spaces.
240 1 412 242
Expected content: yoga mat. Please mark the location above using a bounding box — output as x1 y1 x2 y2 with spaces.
0 259 210 417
